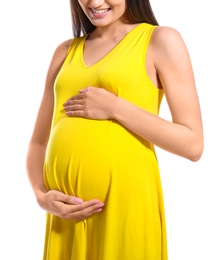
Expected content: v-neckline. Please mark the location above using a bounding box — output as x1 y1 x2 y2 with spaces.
80 23 144 69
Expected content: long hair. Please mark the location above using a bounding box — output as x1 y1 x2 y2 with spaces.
70 0 159 37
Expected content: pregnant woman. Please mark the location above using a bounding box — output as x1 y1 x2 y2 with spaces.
26 0 204 259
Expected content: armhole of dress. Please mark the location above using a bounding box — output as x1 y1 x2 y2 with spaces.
142 25 158 61
62 37 78 66
142 25 162 92
143 26 163 163
67 38 77 53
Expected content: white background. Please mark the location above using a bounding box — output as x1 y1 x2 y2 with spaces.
0 0 221 259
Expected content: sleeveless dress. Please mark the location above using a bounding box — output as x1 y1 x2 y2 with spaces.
43 23 167 260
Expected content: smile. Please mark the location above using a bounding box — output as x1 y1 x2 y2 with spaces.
90 8 110 14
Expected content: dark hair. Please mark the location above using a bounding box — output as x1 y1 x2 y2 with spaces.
70 0 159 37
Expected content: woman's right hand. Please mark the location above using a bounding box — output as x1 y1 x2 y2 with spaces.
37 189 105 221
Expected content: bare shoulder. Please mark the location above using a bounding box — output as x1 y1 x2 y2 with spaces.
151 26 185 49
44 39 74 89
47 38 73 78
56 38 73 53
52 38 73 64
149 26 190 68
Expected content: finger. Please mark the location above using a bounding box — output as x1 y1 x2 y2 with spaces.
79 86 95 93
72 99 85 105
66 110 86 117
70 92 86 101
81 200 104 208
68 200 104 212
56 199 104 220
63 97 82 106
64 93 85 105
64 104 83 112
68 201 105 220
78 88 88 93
57 193 83 205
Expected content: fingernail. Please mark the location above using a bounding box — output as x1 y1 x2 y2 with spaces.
75 197 83 203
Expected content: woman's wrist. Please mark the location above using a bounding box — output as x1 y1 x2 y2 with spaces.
111 96 129 122
36 190 48 210
33 184 48 202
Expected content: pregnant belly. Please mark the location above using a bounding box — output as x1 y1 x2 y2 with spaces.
44 117 114 201
44 117 154 202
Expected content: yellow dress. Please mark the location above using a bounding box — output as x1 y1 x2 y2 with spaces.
43 23 167 260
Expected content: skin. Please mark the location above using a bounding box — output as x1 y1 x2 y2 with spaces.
26 0 204 221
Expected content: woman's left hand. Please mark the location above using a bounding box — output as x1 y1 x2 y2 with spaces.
63 86 117 120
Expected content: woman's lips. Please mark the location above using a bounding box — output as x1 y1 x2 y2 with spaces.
89 7 111 17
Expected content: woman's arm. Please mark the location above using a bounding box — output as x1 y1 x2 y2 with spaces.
26 39 104 220
64 26 203 161
112 27 203 161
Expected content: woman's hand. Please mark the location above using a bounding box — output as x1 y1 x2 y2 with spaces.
63 86 117 120
37 189 104 221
